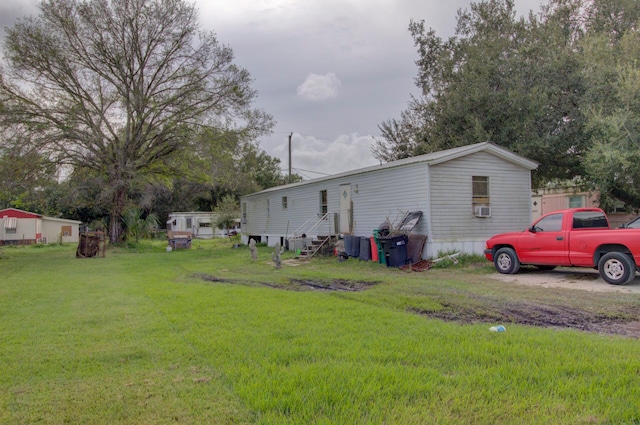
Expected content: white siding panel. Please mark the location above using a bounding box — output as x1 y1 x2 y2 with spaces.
429 151 531 253
350 162 429 237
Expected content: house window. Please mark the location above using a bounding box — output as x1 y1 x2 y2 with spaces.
611 200 626 213
282 196 288 209
61 226 72 237
320 190 328 215
472 176 490 206
267 199 270 217
568 195 584 208
3 216 16 234
186 218 192 229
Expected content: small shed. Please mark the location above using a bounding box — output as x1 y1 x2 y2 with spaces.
0 208 81 245
42 216 82 244
239 142 538 258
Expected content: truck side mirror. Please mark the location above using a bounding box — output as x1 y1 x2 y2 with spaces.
529 225 537 233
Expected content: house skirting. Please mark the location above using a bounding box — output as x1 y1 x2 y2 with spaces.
0 238 37 246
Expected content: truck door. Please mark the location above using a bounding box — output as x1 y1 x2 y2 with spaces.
516 212 570 265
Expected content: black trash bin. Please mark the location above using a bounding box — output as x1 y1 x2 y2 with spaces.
343 235 353 257
359 236 371 261
344 235 360 257
380 234 408 267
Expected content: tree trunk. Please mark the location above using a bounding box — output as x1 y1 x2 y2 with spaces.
109 186 127 244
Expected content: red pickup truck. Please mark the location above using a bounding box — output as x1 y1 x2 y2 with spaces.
484 208 640 285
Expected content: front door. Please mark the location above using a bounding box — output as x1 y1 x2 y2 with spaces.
339 184 352 234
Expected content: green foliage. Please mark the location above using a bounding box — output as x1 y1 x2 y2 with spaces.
121 206 159 243
376 0 640 207
147 127 288 217
580 26 640 209
214 194 239 234
0 131 58 212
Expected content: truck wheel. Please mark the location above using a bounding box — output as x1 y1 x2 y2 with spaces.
494 247 520 274
598 252 636 285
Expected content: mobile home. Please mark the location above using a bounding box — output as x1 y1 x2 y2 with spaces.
1 208 81 245
240 142 538 258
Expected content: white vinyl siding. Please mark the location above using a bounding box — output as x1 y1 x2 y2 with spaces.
429 151 531 242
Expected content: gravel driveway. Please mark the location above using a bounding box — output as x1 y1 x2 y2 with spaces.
491 267 640 294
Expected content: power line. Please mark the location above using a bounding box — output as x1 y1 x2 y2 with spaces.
277 167 327 179
291 132 375 151
293 168 331 176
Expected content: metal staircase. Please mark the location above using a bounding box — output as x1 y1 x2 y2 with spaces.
296 235 337 260
292 212 337 260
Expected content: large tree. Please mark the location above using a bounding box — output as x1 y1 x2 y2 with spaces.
375 0 640 207
0 128 58 212
374 0 589 187
0 0 273 242
580 6 640 210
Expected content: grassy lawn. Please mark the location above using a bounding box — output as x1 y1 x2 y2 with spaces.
1 240 639 424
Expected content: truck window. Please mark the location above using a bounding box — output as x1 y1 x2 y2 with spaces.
534 213 563 232
572 211 609 229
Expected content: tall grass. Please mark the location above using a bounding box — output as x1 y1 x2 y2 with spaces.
1 240 639 424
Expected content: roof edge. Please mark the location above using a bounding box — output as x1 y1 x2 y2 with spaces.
242 142 538 197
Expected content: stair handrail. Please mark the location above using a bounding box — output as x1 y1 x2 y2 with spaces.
293 217 316 237
304 212 332 237
293 212 333 238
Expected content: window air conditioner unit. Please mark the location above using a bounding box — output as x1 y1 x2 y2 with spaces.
474 206 491 217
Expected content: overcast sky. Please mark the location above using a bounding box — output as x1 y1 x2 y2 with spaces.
1 0 544 179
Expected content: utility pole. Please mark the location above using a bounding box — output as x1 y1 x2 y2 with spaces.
288 132 292 183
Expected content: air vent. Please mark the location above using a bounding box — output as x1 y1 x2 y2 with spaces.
474 206 491 217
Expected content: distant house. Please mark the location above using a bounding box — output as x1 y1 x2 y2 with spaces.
166 211 240 239
0 208 81 245
239 142 538 257
532 186 634 228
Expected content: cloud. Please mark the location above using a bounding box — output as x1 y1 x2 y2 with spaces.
272 132 379 178
296 73 342 102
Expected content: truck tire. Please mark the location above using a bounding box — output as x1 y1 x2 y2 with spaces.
598 252 636 285
494 247 520 274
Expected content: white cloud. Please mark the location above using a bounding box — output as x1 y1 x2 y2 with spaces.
273 132 379 179
296 73 342 102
